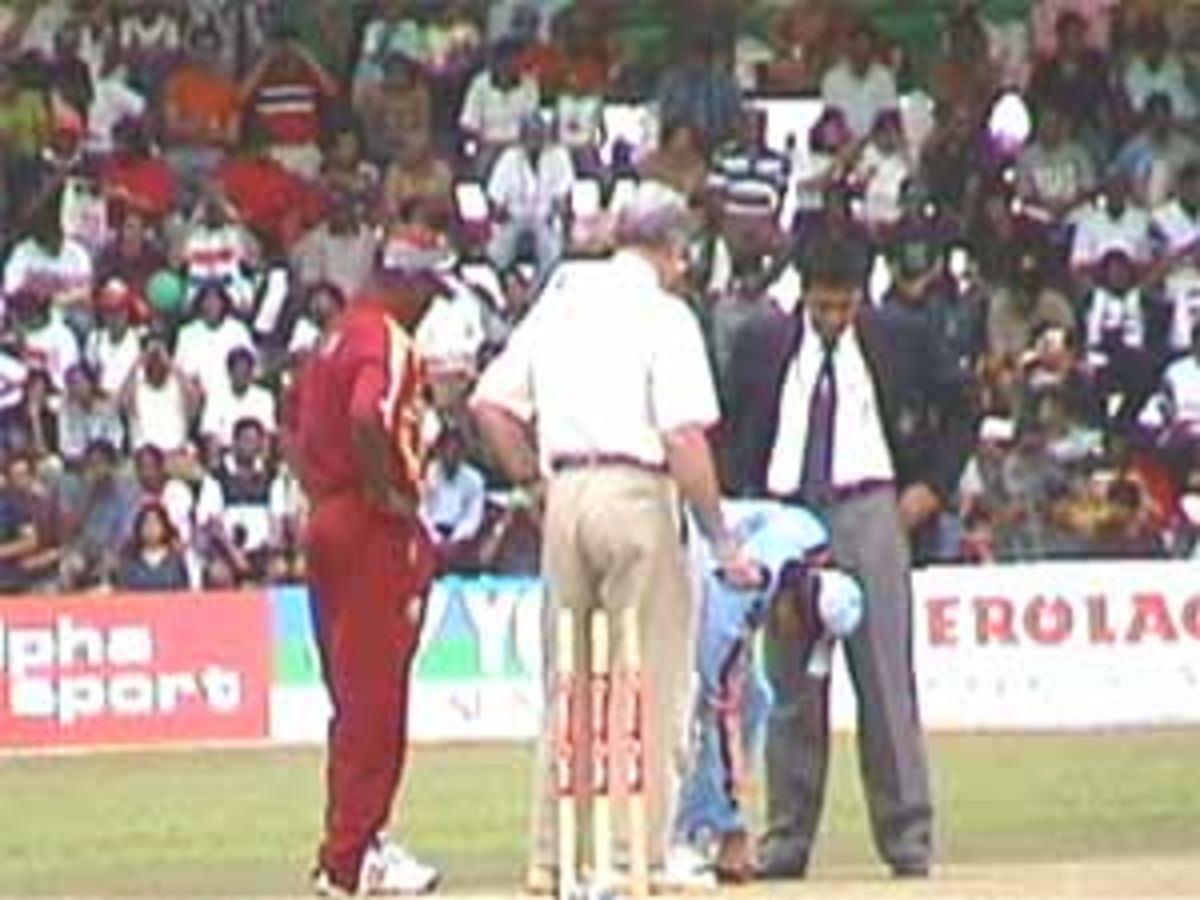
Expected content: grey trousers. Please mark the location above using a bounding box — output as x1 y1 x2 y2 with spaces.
761 486 933 870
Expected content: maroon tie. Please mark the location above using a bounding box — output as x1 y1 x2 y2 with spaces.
800 345 836 504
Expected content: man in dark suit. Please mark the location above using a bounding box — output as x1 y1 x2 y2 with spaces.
723 236 976 880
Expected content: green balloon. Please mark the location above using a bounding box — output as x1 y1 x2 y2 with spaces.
146 270 186 313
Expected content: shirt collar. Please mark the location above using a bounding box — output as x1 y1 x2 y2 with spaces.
611 250 663 292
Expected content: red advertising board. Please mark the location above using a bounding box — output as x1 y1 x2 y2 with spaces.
0 592 270 749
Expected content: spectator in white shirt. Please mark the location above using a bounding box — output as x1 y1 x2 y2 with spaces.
287 281 346 361
1084 249 1156 426
1121 17 1196 122
415 277 489 381
86 52 147 156
175 192 259 314
200 345 277 453
1015 104 1097 226
133 443 195 553
266 461 307 585
420 426 487 573
9 291 79 392
3 203 94 327
196 417 274 587
57 362 125 466
458 39 540 174
119 335 200 470
849 109 912 235
1112 93 1198 209
1070 176 1153 285
290 192 377 298
117 0 182 85
1150 161 1200 352
486 112 574 277
819 22 899 140
1158 323 1200 431
173 282 254 403
85 278 143 398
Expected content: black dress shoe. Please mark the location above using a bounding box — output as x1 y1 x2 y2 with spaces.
891 861 930 879
754 854 808 881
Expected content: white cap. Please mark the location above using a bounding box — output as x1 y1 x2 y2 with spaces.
807 569 864 678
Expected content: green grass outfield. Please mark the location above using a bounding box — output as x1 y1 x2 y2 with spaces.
1 731 1199 897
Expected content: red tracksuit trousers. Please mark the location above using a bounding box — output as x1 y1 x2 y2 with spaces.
306 492 435 891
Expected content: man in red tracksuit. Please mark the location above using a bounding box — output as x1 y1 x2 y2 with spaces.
292 226 454 896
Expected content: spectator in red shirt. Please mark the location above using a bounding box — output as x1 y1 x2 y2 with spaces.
291 225 450 896
217 117 325 254
100 119 178 223
240 36 338 181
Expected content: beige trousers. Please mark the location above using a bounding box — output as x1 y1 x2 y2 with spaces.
529 466 697 872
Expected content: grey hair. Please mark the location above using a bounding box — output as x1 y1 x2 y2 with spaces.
612 182 696 248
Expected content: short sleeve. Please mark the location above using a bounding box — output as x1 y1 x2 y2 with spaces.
472 311 538 423
196 476 225 526
459 76 484 132
648 303 720 433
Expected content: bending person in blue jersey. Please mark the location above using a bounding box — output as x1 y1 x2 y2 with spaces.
673 500 863 883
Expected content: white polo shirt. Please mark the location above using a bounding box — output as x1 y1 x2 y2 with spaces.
472 253 720 471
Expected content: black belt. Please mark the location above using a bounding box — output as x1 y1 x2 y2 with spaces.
550 452 668 475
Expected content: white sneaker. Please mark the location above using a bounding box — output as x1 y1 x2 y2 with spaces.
651 844 718 893
313 838 440 896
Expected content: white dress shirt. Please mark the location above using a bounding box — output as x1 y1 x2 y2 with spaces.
767 316 894 497
473 253 720 470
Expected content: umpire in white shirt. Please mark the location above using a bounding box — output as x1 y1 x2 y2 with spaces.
471 182 760 891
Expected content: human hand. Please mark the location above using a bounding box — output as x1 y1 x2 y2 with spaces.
714 537 765 590
898 483 942 533
369 484 417 519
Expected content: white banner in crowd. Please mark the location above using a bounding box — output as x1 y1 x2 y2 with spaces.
269 562 1200 745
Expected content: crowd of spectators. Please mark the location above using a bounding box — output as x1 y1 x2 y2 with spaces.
0 0 1198 595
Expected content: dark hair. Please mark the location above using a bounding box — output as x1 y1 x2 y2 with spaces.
134 444 166 468
803 238 866 289
85 437 119 464
127 501 179 557
233 417 266 441
1107 479 1141 511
